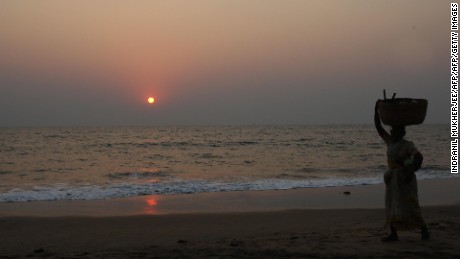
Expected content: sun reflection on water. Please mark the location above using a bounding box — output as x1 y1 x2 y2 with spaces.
144 196 159 215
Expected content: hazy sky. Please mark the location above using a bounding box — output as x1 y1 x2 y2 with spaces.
0 1 451 126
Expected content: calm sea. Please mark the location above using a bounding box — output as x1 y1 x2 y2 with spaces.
0 125 453 202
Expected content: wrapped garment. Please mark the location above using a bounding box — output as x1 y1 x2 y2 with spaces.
384 139 425 230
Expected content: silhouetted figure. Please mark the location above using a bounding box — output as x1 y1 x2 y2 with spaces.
374 100 430 242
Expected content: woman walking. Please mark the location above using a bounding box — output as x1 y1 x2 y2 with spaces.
374 100 430 242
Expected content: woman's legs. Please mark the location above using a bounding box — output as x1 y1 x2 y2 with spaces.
382 225 430 242
382 225 398 242
421 225 430 240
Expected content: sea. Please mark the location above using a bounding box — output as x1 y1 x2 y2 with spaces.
0 125 454 202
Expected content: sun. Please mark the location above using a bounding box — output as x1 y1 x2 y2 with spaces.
147 97 155 104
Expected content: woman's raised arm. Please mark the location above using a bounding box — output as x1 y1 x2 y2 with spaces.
374 100 391 143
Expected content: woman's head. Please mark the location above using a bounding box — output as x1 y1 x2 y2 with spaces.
390 126 406 141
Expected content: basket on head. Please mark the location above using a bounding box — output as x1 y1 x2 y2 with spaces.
378 98 428 126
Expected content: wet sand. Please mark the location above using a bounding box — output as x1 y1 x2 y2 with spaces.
0 178 459 258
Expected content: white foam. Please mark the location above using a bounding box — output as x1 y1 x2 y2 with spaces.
0 175 441 202
0 169 456 203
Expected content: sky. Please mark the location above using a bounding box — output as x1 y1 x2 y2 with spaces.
0 0 452 126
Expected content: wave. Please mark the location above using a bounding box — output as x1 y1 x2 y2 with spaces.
1 172 457 203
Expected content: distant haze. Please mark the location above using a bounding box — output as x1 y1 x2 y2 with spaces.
0 1 451 126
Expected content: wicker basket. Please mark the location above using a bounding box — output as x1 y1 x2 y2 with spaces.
378 98 428 126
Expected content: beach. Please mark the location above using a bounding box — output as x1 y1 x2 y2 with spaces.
0 0 453 257
1 178 459 258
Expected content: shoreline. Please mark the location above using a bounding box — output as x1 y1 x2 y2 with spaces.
0 178 459 217
1 178 459 258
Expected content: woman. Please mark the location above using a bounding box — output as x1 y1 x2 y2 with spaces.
374 100 430 242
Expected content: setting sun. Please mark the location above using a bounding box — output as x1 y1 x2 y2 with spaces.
147 97 155 104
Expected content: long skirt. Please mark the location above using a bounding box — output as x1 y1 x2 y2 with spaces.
384 167 425 230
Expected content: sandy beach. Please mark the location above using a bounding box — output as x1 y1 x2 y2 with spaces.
1 178 459 258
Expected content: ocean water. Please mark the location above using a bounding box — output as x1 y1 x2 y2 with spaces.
0 125 454 202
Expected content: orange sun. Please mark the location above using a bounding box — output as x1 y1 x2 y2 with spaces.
147 97 155 104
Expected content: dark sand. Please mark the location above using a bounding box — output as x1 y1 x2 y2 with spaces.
1 178 459 258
